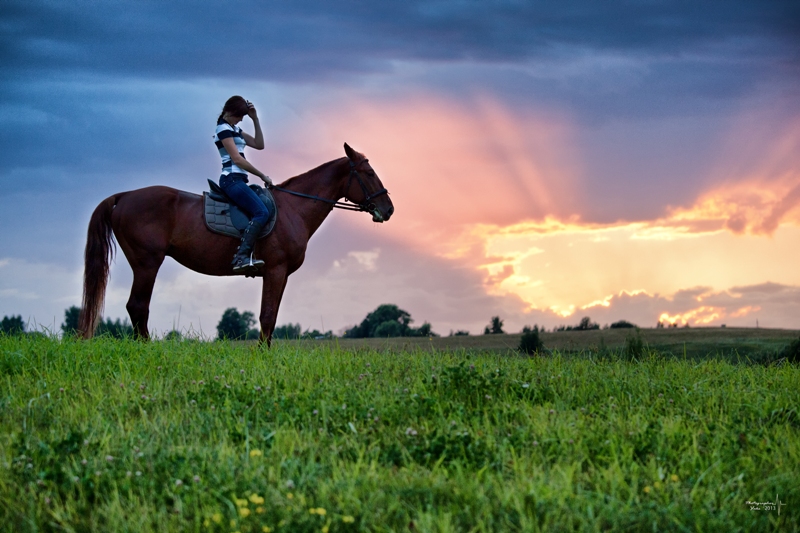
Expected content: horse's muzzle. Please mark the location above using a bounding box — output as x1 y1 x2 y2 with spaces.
371 205 393 223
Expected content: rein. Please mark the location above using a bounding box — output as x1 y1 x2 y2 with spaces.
269 159 388 212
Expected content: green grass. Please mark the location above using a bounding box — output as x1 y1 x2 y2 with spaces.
321 327 800 363
1 334 798 532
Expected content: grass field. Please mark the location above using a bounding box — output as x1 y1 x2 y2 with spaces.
305 326 800 362
1 330 798 532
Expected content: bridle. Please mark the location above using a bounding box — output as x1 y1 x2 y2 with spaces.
269 158 389 213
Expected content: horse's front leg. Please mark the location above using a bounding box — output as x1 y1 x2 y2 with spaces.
258 265 289 348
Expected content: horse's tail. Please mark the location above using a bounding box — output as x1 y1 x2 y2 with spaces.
78 195 119 339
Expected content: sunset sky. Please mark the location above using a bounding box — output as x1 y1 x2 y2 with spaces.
1 1 799 336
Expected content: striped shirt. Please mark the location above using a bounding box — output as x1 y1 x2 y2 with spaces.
214 119 248 175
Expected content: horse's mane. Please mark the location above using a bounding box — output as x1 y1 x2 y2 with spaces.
277 157 347 189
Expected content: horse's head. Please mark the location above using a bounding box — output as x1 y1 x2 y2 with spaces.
343 143 394 223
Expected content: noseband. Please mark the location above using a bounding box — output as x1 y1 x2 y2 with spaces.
345 159 389 212
270 158 389 213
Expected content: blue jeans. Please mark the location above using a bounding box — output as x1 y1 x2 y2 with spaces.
219 173 270 227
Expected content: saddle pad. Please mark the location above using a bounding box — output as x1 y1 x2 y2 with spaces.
203 187 277 240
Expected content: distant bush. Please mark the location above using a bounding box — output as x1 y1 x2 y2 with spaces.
164 330 182 341
518 329 544 355
555 316 599 332
610 320 637 329
623 328 646 360
1 315 25 336
409 322 437 337
301 328 334 340
452 330 470 336
780 337 800 364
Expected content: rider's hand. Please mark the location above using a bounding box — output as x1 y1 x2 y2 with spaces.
262 175 273 187
246 100 258 120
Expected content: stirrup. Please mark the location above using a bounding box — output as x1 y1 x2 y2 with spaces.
232 252 264 274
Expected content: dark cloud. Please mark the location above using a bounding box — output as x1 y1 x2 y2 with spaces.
2 0 797 82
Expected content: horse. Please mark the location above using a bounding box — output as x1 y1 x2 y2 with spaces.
77 143 394 345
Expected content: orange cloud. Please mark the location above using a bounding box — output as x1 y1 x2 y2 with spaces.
658 304 761 326
665 176 800 236
261 92 800 330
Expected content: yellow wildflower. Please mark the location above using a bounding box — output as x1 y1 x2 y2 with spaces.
321 526 329 533
211 513 222 524
250 449 263 457
309 508 317 515
643 486 651 494
286 493 294 500
203 518 210 528
239 507 251 518
235 498 249 507
256 506 265 514
249 494 265 504
671 474 679 482
654 481 662 489
263 528 272 533
230 520 237 527
342 516 355 523
316 508 327 516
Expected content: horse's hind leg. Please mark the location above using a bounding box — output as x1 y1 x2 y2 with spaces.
126 256 165 340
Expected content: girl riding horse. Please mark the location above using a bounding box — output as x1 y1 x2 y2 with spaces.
214 96 272 274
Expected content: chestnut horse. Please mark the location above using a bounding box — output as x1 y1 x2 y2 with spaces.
78 143 393 345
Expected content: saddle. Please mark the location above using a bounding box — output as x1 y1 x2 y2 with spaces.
203 179 278 240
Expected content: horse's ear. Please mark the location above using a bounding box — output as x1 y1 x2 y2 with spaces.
344 142 359 161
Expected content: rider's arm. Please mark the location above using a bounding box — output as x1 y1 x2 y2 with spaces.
241 101 265 150
221 137 272 186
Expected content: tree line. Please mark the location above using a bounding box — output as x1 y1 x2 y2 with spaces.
2 304 647 341
0 307 134 338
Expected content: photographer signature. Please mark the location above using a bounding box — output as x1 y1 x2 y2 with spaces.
746 495 785 516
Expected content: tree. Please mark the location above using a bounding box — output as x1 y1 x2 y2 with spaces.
410 322 437 337
374 320 403 337
519 329 544 355
164 330 182 341
1 315 25 335
301 328 333 339
344 304 412 338
483 316 504 335
273 323 302 339
575 317 600 330
216 308 257 340
62 306 81 336
96 317 134 339
610 320 637 329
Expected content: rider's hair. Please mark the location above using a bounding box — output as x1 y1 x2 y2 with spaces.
218 96 250 122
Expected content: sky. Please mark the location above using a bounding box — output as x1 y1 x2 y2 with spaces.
1 0 799 337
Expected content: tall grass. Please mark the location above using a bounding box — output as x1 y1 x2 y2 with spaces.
1 334 798 532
